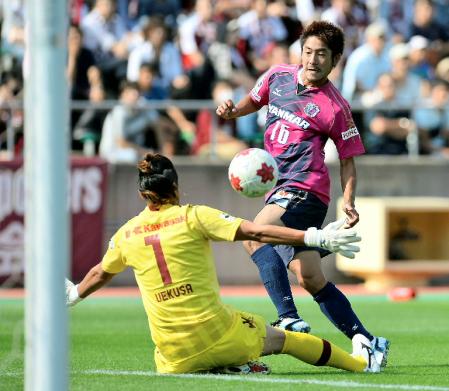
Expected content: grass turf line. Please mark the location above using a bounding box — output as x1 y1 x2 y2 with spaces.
1 296 449 390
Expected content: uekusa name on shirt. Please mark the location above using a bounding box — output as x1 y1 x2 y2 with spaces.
155 283 194 302
268 104 311 129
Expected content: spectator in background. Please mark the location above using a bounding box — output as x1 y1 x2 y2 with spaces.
126 17 183 96
388 42 423 107
67 24 99 100
0 75 23 158
432 0 449 29
99 81 180 163
341 22 391 103
407 0 449 43
237 0 288 74
207 19 248 80
177 0 218 69
413 79 449 156
264 0 302 47
435 57 449 84
408 35 434 81
362 73 414 155
69 0 90 26
114 0 140 30
257 41 290 76
194 79 247 157
136 63 191 155
170 50 216 101
320 0 369 59
0 0 26 67
135 0 181 28
136 63 167 100
80 0 136 95
294 0 316 26
73 83 109 156
376 0 414 41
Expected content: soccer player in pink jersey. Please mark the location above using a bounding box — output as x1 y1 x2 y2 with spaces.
216 20 389 364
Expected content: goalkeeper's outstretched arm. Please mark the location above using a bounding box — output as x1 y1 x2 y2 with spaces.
66 263 115 306
234 218 361 259
78 263 114 298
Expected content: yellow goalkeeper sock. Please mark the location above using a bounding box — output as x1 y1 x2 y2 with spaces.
281 331 366 372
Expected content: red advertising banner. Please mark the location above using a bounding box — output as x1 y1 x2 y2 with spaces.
0 157 108 284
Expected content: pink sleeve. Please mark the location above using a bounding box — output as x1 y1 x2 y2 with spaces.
329 102 365 160
249 68 273 107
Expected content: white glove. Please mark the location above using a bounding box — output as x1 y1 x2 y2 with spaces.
304 218 361 259
65 278 83 307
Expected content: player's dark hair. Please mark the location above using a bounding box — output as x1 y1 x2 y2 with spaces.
300 21 345 62
137 153 179 205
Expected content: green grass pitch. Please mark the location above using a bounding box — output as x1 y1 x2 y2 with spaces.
1 293 449 390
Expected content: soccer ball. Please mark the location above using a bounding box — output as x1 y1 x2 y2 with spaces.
228 148 279 198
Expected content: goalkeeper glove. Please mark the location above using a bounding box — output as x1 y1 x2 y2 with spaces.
304 218 361 259
65 278 83 307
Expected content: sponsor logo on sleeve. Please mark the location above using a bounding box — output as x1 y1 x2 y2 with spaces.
304 102 320 117
251 73 267 102
341 127 360 140
220 213 236 222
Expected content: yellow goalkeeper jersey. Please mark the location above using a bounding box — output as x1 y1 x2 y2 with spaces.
101 203 243 363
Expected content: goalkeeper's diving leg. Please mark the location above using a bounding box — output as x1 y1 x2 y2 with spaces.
263 325 381 373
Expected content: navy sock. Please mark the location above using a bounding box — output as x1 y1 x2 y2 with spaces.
251 245 298 319
313 282 373 340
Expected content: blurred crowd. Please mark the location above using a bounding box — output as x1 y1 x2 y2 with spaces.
1 0 449 161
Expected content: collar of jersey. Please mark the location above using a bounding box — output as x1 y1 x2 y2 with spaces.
296 65 328 91
146 204 179 213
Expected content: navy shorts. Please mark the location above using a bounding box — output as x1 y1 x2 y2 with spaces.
266 188 330 267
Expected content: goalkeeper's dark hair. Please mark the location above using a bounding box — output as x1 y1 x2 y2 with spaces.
137 153 179 205
300 21 345 63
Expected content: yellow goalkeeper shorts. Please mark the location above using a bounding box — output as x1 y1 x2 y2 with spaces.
154 309 267 374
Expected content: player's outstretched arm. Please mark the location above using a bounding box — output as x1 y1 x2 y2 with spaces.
215 95 259 120
66 263 115 307
235 218 361 259
340 157 359 228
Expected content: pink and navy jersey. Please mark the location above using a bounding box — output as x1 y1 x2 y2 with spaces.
250 64 365 205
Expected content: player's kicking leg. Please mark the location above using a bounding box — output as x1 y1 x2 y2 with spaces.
289 252 390 368
244 203 311 334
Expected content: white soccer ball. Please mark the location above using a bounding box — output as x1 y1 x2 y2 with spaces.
228 148 279 198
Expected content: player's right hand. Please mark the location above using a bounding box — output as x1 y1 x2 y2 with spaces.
216 99 237 120
65 278 83 307
304 218 361 259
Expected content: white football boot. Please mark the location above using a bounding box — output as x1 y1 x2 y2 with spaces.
271 317 311 333
371 336 390 369
351 334 382 373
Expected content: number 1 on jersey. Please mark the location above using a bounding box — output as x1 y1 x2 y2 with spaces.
144 234 172 285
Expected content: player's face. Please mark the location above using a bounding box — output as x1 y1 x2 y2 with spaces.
301 37 334 86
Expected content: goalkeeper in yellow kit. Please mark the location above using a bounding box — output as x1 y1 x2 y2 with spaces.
66 153 382 374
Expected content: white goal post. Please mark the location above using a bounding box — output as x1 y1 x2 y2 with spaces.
25 1 70 390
